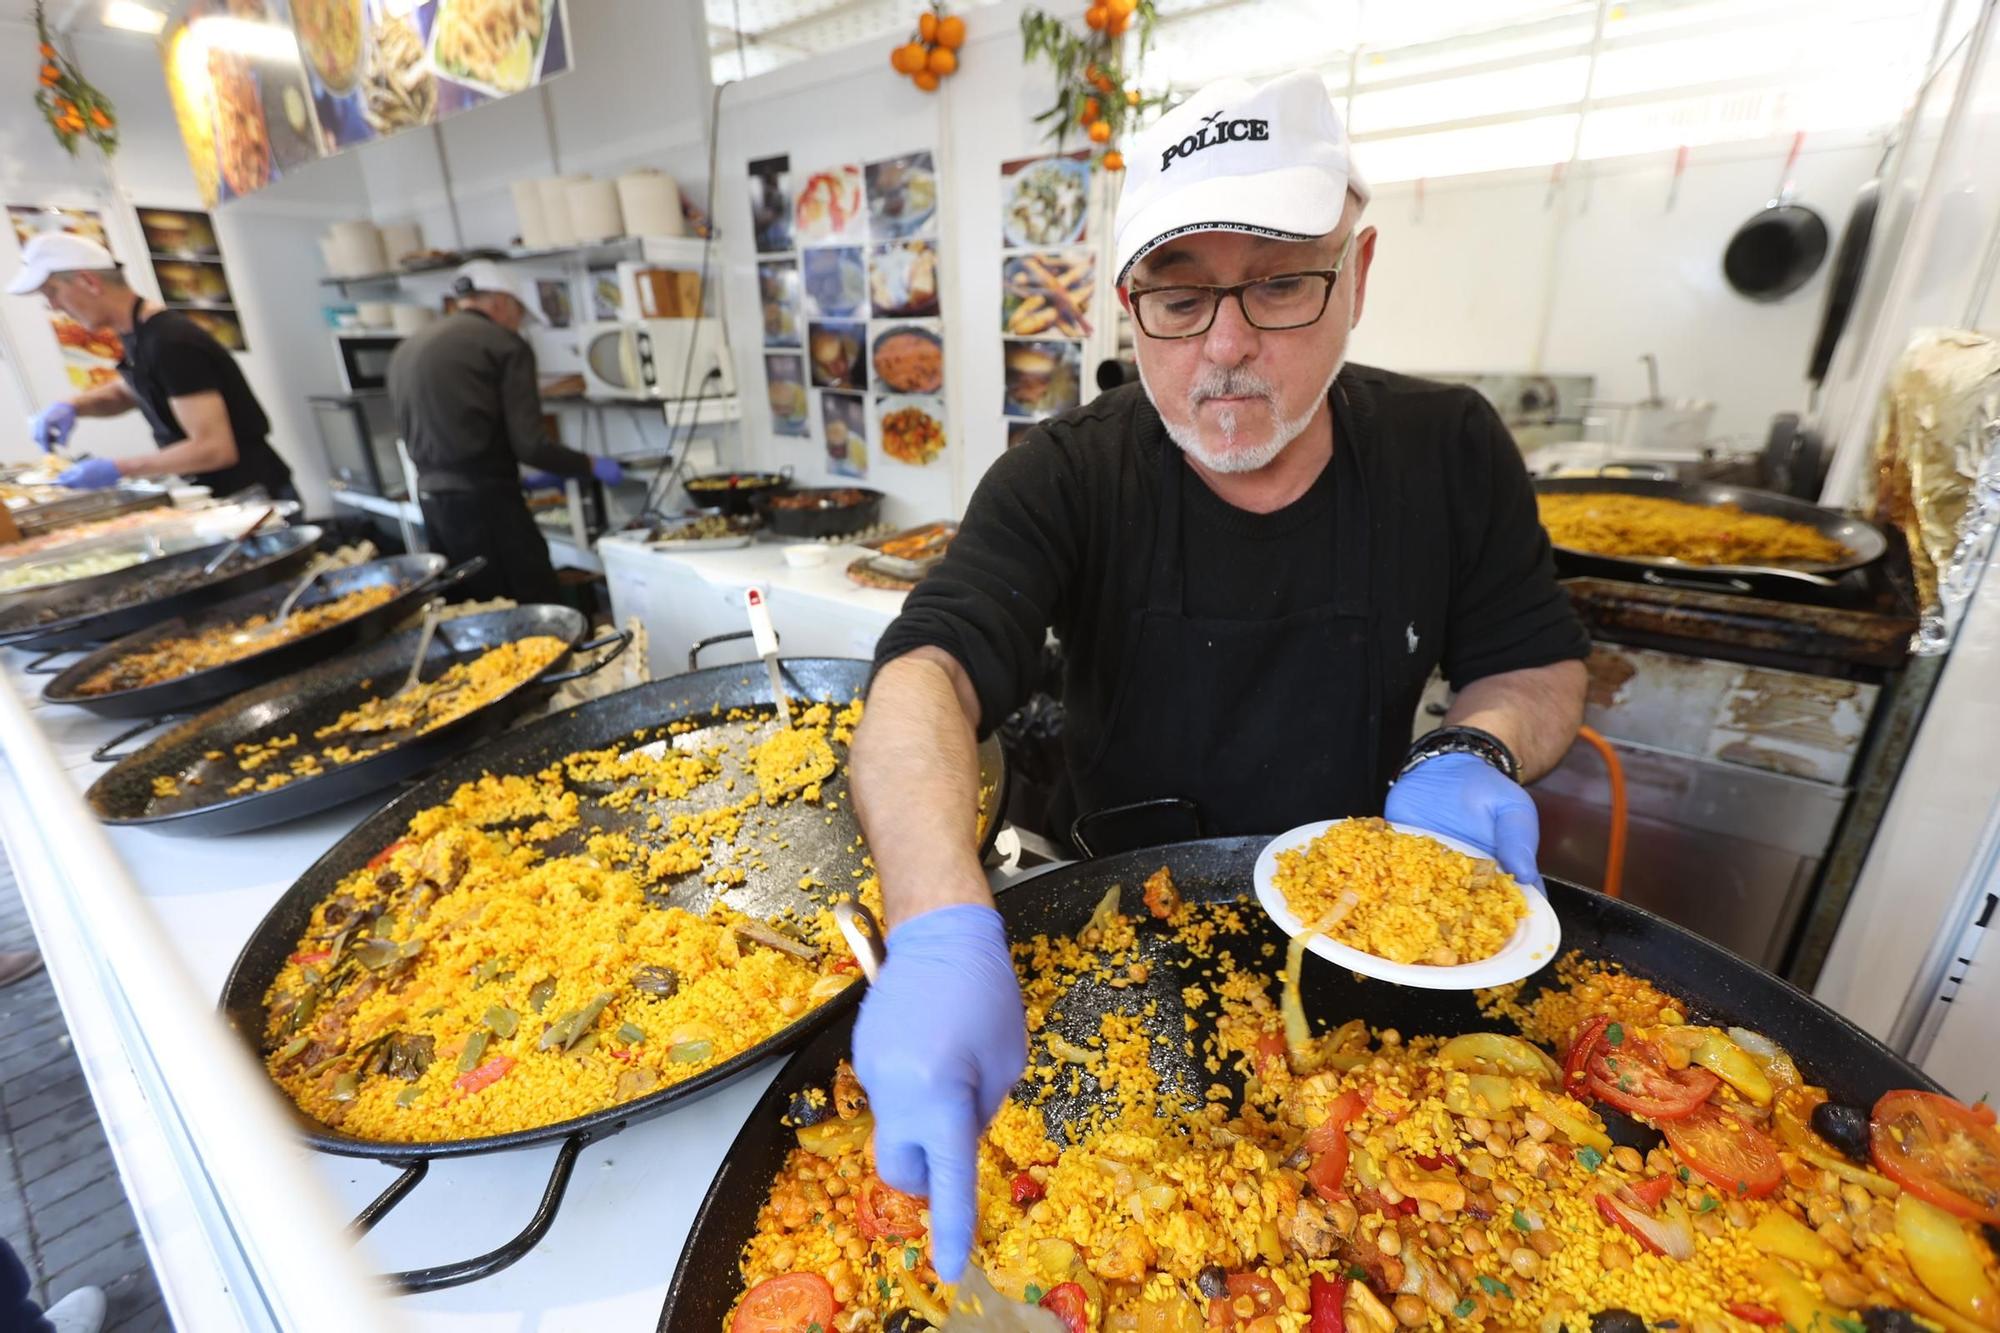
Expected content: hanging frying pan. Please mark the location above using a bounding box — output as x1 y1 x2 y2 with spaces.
1807 147 1889 385
1725 131 1831 302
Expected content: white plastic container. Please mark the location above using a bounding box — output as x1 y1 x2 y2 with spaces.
617 170 685 238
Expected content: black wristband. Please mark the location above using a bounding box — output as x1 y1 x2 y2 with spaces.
1396 725 1521 784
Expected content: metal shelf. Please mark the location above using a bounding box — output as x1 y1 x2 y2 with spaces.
319 235 716 292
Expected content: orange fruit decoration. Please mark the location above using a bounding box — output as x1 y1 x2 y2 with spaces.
1108 10 1130 34
914 69 941 91
918 10 938 40
937 15 966 47
1088 119 1112 143
1085 5 1108 29
927 46 957 75
1127 89 1141 105
1080 96 1101 122
1103 150 1125 171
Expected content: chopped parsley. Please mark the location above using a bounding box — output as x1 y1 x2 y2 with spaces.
1453 1299 1477 1319
903 1246 921 1271
1577 1146 1605 1172
807 1324 822 1333
1477 1276 1514 1299
1606 1022 1625 1046
1619 1076 1636 1091
1697 1196 1719 1213
1677 1166 1691 1182
1511 1208 1533 1230
878 1278 893 1302
1345 1266 1368 1282
1738 1179 1750 1195
1831 1319 1868 1333
1025 1284 1043 1304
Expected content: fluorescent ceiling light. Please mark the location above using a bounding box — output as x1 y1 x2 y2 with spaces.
102 0 166 33
187 14 299 60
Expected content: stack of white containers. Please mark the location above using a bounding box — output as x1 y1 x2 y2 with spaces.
509 169 685 248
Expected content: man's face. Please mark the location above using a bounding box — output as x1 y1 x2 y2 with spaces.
40 271 116 329
468 291 526 332
1123 211 1374 474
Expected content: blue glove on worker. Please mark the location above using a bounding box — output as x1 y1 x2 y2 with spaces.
590 456 624 485
520 470 564 492
31 402 76 452
1384 752 1544 888
56 457 121 490
852 904 1026 1283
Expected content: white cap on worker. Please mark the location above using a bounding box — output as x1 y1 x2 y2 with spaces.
1113 69 1371 284
451 258 541 322
6 232 118 295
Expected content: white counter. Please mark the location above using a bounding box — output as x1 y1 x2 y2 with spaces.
0 645 797 1332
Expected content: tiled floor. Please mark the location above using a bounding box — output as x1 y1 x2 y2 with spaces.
1 856 172 1331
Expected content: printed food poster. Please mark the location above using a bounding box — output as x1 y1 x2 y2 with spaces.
793 165 865 245
153 260 233 307
182 309 248 352
765 354 809 437
748 154 793 254
8 206 125 389
759 259 802 347
536 278 572 327
587 265 620 321
1004 252 1093 338
1002 339 1082 419
821 391 868 478
870 239 939 319
801 247 866 320
807 320 867 391
138 207 220 258
1000 151 1091 248
871 322 943 397
877 395 947 467
864 151 937 240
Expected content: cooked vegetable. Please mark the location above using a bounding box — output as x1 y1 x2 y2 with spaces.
1777 1087 1899 1195
453 1054 512 1096
1040 1282 1091 1333
786 1088 830 1128
1748 1206 1840 1270
732 1272 837 1333
539 992 612 1053
1595 1192 1695 1260
1727 1027 1802 1093
857 1176 928 1242
1685 1029 1775 1105
1080 886 1123 944
1812 1100 1875 1165
483 1005 518 1039
1894 1193 2000 1327
1438 1032 1562 1084
797 1110 873 1157
1872 1090 2000 1227
630 964 680 998
1663 1104 1783 1199
1755 1258 1851 1333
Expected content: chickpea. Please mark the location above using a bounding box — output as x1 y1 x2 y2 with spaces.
1601 1242 1634 1271
1449 1255 1477 1282
1646 1148 1677 1175
1806 1197 1840 1229
1378 1226 1403 1257
1466 1117 1493 1141
770 1242 797 1270
1527 1228 1561 1258
1839 1183 1873 1218
1612 1146 1645 1173
1464 1228 1490 1256
1380 1029 1403 1048
832 1276 857 1305
1510 1247 1542 1278
1380 1183 1407 1206
1661 1042 1692 1070
1332 1200 1361 1235
1513 1140 1548 1171
1380 1257 1406 1291
1427 1222 1452 1250
1030 1201 1053 1224
843 1238 867 1262
1245 1317 1282 1333
1819 1220 1856 1256
1129 963 1150 984
1393 1295 1429 1327
1233 1296 1256 1320
1820 1270 1868 1309
1485 1134 1511 1159
1492 1183 1523 1205
825 1176 849 1198
1694 1211 1726 1238
1029 1164 1051 1183
1417 1200 1443 1223
1524 1113 1554 1143
1726 1201 1753 1230
1285 1288 1311 1315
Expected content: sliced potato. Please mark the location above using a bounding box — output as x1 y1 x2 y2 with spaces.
1748 1207 1839 1271
1439 1033 1563 1084
1896 1193 2000 1328
1687 1028 1775 1105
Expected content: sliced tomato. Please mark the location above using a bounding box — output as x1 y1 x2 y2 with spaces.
1627 1175 1675 1209
1206 1275 1282 1330
1040 1282 1090 1333
1304 1090 1364 1204
1011 1171 1046 1206
856 1175 928 1242
1586 1039 1720 1121
1565 1015 1612 1090
732 1273 837 1333
1254 1031 1287 1078
289 949 331 966
1661 1104 1783 1199
1308 1275 1347 1333
1727 1304 1783 1326
1871 1089 2000 1227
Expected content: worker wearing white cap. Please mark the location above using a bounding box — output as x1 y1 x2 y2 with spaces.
7 231 294 498
843 70 1590 1280
387 259 623 604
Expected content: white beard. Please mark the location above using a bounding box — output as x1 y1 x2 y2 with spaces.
1142 355 1345 474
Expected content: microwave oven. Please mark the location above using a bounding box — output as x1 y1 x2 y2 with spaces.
579 319 734 401
333 332 402 393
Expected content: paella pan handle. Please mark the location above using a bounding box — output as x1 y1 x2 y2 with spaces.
1069 797 1203 861
1638 568 1756 595
687 628 778 672
416 556 488 598
540 628 632 685
91 714 190 764
354 1133 588 1293
22 646 85 675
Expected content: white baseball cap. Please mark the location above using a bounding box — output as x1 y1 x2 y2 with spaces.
1114 69 1370 284
452 259 542 322
6 232 119 295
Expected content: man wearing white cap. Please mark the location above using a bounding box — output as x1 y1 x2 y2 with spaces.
8 232 294 498
388 260 622 603
845 71 1589 1280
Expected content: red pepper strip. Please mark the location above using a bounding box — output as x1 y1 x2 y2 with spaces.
1413 1153 1460 1172
289 950 331 966
1011 1171 1045 1205
454 1054 514 1096
1727 1305 1783 1326
1595 1192 1667 1256
1628 1175 1675 1210
1309 1275 1348 1333
366 839 409 871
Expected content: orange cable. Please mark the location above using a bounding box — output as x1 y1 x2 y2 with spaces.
1573 725 1627 899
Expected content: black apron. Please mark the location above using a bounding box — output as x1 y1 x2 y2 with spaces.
118 299 294 501
417 482 562 606
1063 390 1383 856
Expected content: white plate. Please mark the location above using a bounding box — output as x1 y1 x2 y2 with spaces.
1253 818 1561 990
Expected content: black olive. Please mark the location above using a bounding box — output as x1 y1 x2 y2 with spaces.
885 1310 934 1333
1196 1266 1229 1301
1590 1311 1647 1333
1863 1310 1927 1333
786 1088 830 1127
1811 1100 1873 1165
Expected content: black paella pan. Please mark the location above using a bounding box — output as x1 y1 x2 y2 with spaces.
1533 476 1887 594
0 524 323 651
218 657 1007 1292
40 554 483 719
84 605 629 836
658 836 1941 1333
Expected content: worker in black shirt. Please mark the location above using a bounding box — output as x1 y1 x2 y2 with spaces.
9 233 295 499
388 260 622 604
847 70 1591 1281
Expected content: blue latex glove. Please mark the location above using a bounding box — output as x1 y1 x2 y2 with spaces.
853 904 1026 1283
1384 751 1544 888
520 470 564 492
57 457 121 490
590 456 624 485
30 402 76 452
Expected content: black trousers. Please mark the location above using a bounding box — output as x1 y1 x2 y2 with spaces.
417 485 560 605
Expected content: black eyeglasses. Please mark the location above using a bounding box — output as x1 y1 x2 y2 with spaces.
1129 230 1357 339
